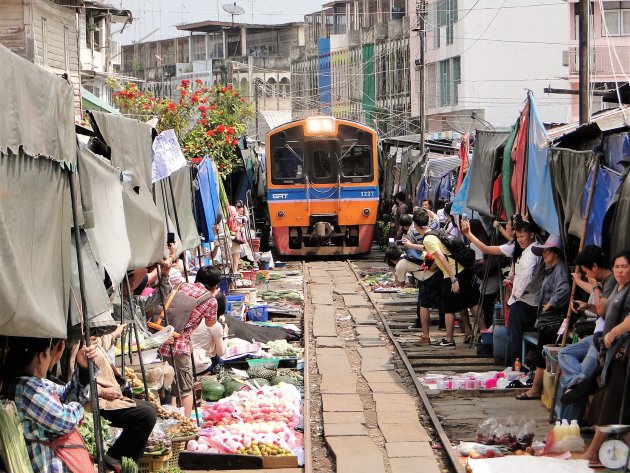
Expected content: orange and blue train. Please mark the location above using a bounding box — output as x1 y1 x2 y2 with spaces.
265 116 379 256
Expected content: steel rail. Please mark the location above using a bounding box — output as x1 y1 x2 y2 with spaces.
348 259 466 473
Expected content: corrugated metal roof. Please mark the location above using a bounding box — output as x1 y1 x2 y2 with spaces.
261 111 292 131
424 153 461 176
547 106 630 141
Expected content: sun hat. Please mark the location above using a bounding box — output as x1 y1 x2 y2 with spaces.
532 234 562 256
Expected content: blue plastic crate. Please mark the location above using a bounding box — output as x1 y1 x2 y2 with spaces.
247 305 268 322
227 295 246 303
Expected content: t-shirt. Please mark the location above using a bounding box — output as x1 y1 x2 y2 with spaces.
601 273 617 298
603 284 630 335
422 234 464 279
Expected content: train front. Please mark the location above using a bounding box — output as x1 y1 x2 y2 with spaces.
266 116 379 256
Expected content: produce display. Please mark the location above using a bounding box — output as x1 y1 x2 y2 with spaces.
235 442 293 456
246 365 277 381
144 428 172 455
124 367 145 389
258 290 303 302
187 421 302 455
263 340 301 357
78 413 112 457
201 384 302 428
150 394 199 437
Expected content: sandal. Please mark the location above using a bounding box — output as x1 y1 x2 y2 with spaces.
516 392 541 400
507 380 525 388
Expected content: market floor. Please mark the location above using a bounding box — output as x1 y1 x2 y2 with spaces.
306 260 442 473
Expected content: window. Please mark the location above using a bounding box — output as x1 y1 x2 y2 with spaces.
602 1 630 36
341 145 372 179
439 56 460 107
312 150 333 179
64 26 70 72
272 147 304 182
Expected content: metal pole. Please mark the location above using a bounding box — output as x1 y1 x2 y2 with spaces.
416 0 427 156
549 153 600 422
119 284 126 376
255 81 259 141
578 0 590 125
123 275 150 399
69 172 105 473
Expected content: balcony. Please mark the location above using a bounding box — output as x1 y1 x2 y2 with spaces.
568 45 630 76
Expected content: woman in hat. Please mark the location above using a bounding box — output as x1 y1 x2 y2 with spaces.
516 235 570 400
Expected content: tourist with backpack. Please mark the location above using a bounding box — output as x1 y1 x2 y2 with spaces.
407 209 479 348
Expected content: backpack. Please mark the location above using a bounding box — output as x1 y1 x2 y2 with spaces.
151 284 214 335
426 229 476 269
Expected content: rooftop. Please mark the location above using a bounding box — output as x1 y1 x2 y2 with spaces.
176 20 303 34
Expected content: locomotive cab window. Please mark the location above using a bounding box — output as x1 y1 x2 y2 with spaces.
312 149 333 180
271 146 304 183
341 145 372 181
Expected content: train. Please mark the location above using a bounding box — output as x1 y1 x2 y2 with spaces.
264 116 379 256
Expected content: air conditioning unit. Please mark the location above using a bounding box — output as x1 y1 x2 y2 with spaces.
562 50 569 67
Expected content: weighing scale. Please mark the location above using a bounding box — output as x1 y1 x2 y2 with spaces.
599 425 630 471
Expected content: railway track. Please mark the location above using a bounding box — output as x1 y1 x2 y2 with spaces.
347 251 552 472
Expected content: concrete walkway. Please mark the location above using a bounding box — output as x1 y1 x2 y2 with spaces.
308 262 442 473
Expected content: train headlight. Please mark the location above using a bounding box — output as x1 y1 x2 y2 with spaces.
305 116 336 135
277 210 285 218
362 208 371 216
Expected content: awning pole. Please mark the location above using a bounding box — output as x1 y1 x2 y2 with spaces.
69 171 106 473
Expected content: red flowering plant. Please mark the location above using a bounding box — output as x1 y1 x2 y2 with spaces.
108 79 253 176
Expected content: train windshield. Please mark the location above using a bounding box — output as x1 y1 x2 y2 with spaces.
271 146 304 182
341 145 372 179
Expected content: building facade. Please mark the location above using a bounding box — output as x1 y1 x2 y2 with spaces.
409 0 571 132
0 0 132 116
121 21 305 137
291 0 412 137
566 0 630 121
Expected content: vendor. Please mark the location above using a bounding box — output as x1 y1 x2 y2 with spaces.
0 337 97 473
160 265 222 417
90 330 158 471
191 292 228 375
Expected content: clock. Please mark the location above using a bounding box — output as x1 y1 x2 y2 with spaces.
599 439 629 470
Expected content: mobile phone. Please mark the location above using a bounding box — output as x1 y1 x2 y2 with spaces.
462 214 469 222
167 232 175 245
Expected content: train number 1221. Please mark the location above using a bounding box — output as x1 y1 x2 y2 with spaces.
360 191 375 197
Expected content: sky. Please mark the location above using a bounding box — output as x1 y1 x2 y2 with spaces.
117 0 324 45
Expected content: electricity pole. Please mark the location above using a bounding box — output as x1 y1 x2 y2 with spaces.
578 0 590 124
416 0 427 154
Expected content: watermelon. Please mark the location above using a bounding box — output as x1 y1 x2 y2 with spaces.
201 380 225 401
270 376 298 386
247 378 270 387
223 380 246 396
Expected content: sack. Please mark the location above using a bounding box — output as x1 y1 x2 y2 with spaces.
426 229 476 269
158 284 213 335
42 429 94 473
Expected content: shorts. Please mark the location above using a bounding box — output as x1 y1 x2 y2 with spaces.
231 240 242 254
418 270 442 309
440 268 480 314
171 354 194 397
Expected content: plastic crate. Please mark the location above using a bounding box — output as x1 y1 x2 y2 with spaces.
247 357 281 369
138 452 172 473
247 304 268 322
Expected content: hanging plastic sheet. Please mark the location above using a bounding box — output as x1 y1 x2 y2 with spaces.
91 111 154 189
0 153 72 338
467 130 509 216
582 167 621 246
160 166 201 251
451 171 470 215
526 93 560 235
510 101 530 215
501 122 518 219
606 168 630 257
549 148 591 240
69 230 115 338
602 132 630 174
198 158 222 242
78 148 131 287
455 134 470 192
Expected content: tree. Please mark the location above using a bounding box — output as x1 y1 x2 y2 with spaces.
108 79 253 176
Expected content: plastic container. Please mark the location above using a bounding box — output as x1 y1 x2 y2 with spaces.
480 329 493 345
493 324 508 364
138 452 173 473
219 275 232 295
259 260 270 270
247 357 281 369
227 295 246 303
250 237 261 252
543 345 561 374
274 261 287 268
247 304 269 322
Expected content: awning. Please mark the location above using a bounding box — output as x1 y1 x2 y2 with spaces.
81 88 119 114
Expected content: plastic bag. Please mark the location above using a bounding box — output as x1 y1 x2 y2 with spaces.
476 418 499 444
543 428 585 453
516 419 536 449
458 442 509 458
144 325 174 349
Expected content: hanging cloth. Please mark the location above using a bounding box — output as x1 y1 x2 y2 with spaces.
510 100 530 215
501 121 518 219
